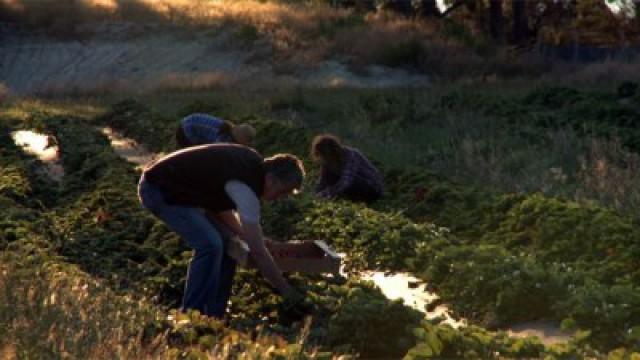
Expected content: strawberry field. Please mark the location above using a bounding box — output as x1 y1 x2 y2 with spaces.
1 85 640 359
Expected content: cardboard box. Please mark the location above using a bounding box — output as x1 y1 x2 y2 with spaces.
227 237 341 274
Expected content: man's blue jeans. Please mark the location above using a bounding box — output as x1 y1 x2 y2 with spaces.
138 176 236 318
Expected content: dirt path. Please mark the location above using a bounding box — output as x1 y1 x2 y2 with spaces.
100 127 163 169
361 271 466 329
0 28 252 94
361 271 573 345
0 24 429 95
11 130 64 182
507 320 573 346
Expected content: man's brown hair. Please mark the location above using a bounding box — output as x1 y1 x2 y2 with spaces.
264 154 305 190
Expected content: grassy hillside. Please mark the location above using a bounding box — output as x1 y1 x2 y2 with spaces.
2 81 638 358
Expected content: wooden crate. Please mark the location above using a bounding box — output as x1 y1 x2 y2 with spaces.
226 237 341 274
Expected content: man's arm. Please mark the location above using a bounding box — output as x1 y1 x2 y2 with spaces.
242 222 295 296
319 148 356 198
315 167 330 193
224 181 295 296
209 210 244 237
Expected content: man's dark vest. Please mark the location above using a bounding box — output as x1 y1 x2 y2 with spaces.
143 144 265 212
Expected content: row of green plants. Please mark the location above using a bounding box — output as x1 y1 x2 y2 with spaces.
278 195 640 353
2 105 573 358
2 101 552 358
0 123 160 357
92 99 640 356
321 84 640 212
0 111 407 358
436 85 640 152
3 93 639 357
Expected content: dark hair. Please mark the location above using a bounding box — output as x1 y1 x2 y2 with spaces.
264 154 305 190
219 120 234 137
311 134 344 166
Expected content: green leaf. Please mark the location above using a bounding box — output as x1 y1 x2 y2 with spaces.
406 344 434 359
560 318 577 331
424 331 444 356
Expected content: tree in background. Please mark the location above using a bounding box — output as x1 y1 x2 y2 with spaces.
442 0 638 46
327 0 638 47
489 0 504 42
417 0 441 18
511 0 530 43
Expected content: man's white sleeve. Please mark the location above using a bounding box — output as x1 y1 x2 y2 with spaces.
224 180 261 224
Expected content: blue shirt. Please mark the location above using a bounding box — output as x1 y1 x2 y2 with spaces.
181 113 233 146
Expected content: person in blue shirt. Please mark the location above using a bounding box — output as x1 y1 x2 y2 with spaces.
176 113 256 149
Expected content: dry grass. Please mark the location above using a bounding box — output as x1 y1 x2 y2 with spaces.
0 0 347 32
0 259 168 359
2 0 473 94
331 14 443 64
0 99 105 121
2 0 638 92
553 60 640 86
2 0 611 93
577 137 640 210
0 0 458 66
298 86 640 212
0 251 329 359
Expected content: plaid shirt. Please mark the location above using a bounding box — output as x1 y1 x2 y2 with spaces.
316 146 383 198
181 113 233 145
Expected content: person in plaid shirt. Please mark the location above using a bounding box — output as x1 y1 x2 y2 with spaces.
176 113 256 149
311 134 383 204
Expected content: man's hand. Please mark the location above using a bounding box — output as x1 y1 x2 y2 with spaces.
242 222 293 296
209 210 243 237
279 289 315 321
